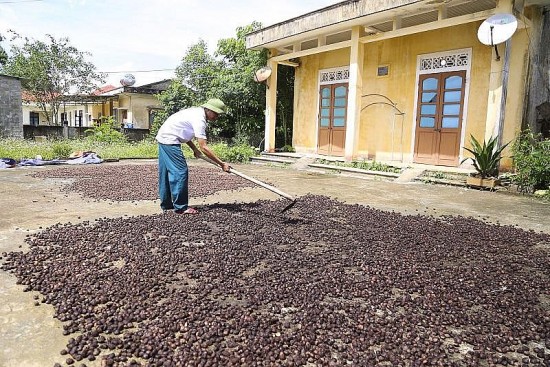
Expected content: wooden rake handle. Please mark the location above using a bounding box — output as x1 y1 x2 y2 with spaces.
199 155 295 202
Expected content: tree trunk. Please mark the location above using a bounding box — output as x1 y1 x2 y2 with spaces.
524 6 550 133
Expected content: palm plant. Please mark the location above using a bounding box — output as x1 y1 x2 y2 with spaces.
461 135 509 178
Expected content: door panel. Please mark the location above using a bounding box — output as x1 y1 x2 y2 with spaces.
414 71 466 166
317 83 347 157
318 130 330 155
415 131 438 160
331 130 346 156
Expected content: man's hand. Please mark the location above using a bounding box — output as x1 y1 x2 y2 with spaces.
193 149 202 159
221 162 231 172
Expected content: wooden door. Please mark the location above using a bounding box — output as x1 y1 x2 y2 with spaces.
414 71 466 166
318 83 347 156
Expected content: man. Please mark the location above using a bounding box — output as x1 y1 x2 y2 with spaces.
155 98 230 214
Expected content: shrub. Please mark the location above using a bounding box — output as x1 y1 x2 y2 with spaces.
280 145 295 153
85 116 127 143
218 143 257 163
51 140 73 158
511 130 550 193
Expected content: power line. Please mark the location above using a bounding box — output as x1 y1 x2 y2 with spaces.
0 0 43 3
100 68 176 74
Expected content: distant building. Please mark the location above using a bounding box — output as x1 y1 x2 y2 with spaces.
21 79 171 130
0 74 24 138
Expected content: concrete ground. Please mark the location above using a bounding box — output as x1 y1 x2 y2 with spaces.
0 159 548 366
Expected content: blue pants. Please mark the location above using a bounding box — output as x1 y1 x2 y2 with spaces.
158 144 189 211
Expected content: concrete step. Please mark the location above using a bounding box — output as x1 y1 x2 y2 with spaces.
307 163 400 179
394 168 425 183
250 156 296 165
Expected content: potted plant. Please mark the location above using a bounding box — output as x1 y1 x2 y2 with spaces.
461 134 509 189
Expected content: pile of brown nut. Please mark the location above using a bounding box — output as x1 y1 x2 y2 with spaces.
30 164 255 201
2 195 549 366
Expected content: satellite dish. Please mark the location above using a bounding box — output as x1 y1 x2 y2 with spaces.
254 66 272 84
120 73 136 87
477 13 517 46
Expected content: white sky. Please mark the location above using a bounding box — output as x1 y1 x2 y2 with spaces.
0 0 340 87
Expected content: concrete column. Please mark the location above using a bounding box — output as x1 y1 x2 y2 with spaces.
344 26 364 160
483 0 514 142
264 58 278 153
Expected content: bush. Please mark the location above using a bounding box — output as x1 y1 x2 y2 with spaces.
280 145 295 153
52 140 73 158
511 130 550 193
214 143 257 163
85 116 127 143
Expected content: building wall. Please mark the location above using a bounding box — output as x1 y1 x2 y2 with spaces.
292 21 529 167
0 75 24 138
361 21 494 163
293 48 350 153
23 103 97 127
118 94 160 129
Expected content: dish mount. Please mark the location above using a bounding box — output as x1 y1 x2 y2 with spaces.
477 13 517 61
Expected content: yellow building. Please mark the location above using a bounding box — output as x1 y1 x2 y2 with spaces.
246 0 549 168
92 80 170 129
21 80 169 130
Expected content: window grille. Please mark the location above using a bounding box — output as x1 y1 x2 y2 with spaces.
419 49 471 74
319 67 350 85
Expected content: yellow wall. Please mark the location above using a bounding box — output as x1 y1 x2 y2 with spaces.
293 48 350 152
292 21 528 167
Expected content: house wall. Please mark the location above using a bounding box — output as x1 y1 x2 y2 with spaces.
292 21 529 167
23 103 97 127
0 75 24 138
293 48 350 153
118 94 160 129
361 21 493 163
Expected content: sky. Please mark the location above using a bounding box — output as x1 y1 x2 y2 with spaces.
0 0 340 87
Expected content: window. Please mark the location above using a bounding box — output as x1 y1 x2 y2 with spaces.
30 112 39 126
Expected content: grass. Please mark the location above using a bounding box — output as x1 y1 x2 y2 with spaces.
316 158 403 174
0 138 257 163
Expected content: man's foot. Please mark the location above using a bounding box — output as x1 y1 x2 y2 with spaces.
175 207 198 214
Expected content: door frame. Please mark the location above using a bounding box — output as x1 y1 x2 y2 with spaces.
411 48 472 165
317 66 350 155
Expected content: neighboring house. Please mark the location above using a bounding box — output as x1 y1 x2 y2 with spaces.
0 74 24 138
21 79 170 130
93 79 170 129
22 90 97 128
246 0 550 168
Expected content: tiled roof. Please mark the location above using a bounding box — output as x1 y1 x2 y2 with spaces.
92 85 119 95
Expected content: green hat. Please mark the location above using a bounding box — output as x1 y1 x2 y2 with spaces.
201 98 227 114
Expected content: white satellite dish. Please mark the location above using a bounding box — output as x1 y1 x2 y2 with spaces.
477 13 517 61
477 13 517 46
120 73 136 87
253 66 272 85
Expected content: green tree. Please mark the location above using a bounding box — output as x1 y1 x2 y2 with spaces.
213 22 268 144
155 22 294 147
150 82 196 137
3 32 105 125
275 65 295 148
0 33 7 67
176 39 221 105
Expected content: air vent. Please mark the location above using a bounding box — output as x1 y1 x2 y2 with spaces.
301 39 318 51
326 30 352 45
402 10 439 28
447 0 496 18
368 21 393 33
